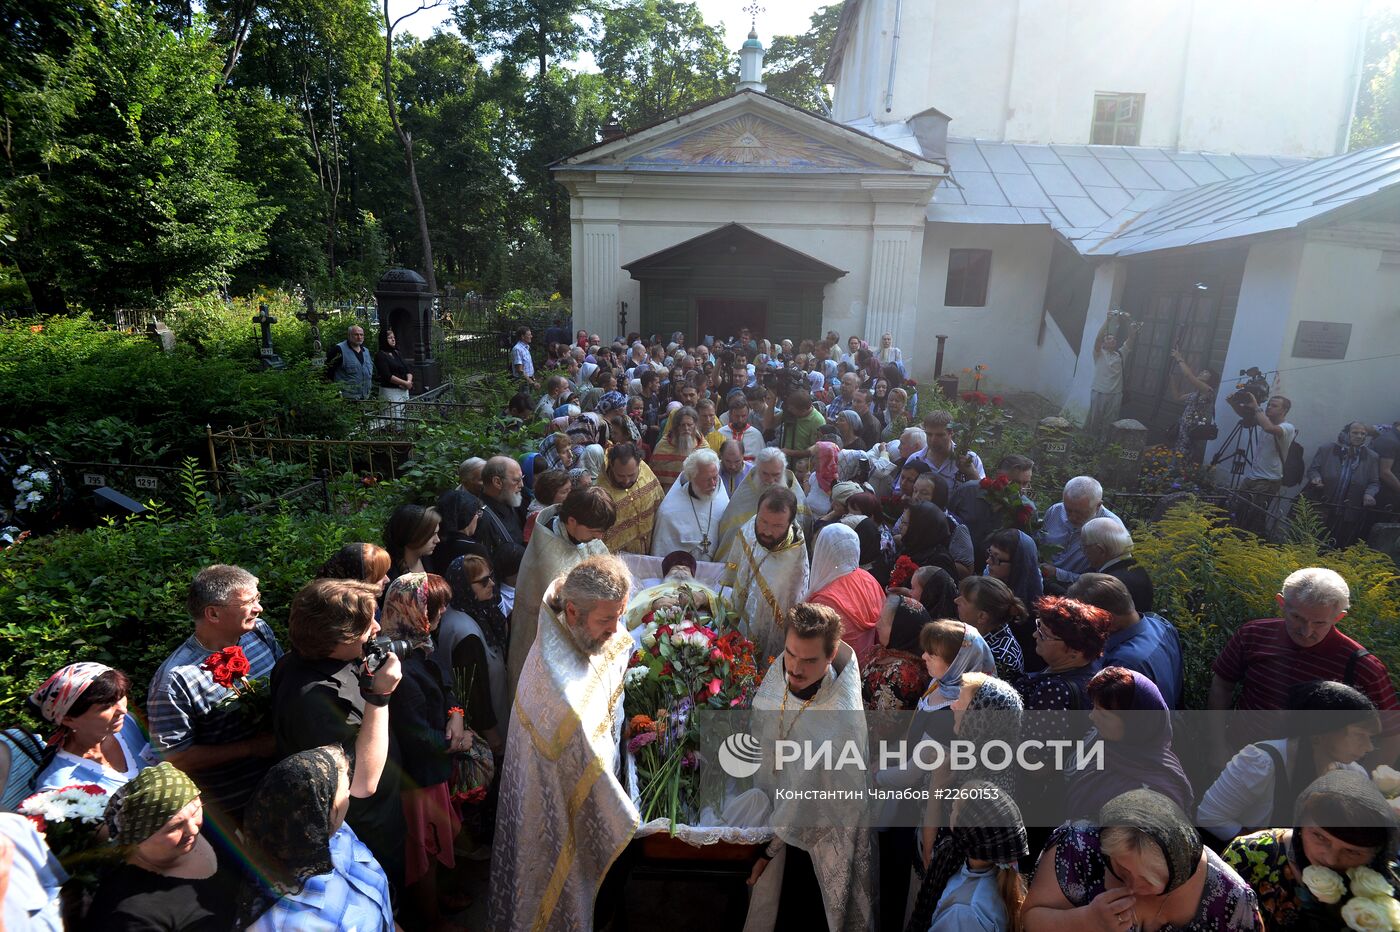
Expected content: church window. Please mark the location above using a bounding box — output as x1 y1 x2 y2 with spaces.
1091 92 1145 145
944 249 992 307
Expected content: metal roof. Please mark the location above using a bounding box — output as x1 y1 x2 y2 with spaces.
1079 142 1400 255
922 135 1304 246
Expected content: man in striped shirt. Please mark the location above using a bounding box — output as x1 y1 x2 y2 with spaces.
147 565 283 829
1207 566 1400 766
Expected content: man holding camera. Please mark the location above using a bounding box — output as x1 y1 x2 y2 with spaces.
1086 310 1142 436
271 577 405 887
1237 393 1296 537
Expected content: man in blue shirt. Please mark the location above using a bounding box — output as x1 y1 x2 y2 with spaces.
1038 475 1122 585
1069 573 1184 709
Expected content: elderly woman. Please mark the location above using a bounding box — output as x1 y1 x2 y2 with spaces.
1224 769 1398 930
1065 667 1195 820
381 573 471 928
88 762 239 929
1080 516 1153 614
241 747 394 930
30 662 151 793
1199 680 1378 845
1305 421 1381 547
881 386 911 442
1024 789 1263 932
807 440 841 517
807 523 886 667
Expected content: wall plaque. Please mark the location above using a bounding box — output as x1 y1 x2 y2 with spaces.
1292 320 1351 359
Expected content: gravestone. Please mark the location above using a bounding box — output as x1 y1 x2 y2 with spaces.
1107 418 1149 488
295 294 329 367
374 268 438 394
146 319 175 353
253 304 285 370
1036 416 1073 470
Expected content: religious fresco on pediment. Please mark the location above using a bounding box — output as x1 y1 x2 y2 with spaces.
623 114 887 170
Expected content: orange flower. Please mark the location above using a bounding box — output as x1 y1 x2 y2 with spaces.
28 325 43 334
628 714 656 737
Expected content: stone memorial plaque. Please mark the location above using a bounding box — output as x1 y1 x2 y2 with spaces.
1292 320 1351 359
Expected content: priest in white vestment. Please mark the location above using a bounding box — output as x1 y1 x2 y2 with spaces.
489 555 640 932
720 485 808 665
714 447 809 561
505 487 615 711
744 602 873 932
651 448 729 561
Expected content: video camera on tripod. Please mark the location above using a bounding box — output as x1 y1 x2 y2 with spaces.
1226 367 1271 420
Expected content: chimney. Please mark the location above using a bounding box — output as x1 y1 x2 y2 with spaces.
601 120 624 142
738 27 766 93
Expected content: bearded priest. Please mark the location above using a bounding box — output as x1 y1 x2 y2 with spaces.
651 448 729 562
721 486 808 666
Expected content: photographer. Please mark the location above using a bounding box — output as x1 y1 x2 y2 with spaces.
1237 393 1296 537
1169 348 1220 464
271 578 405 888
1086 310 1142 436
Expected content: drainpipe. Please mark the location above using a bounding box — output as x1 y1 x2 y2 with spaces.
884 0 903 115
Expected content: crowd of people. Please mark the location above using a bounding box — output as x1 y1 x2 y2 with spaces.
4 324 1400 932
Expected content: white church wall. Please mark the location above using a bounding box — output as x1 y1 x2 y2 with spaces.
834 0 1366 158
1270 237 1400 466
911 223 1055 396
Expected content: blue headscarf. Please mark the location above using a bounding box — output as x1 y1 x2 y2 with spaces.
598 391 628 415
928 623 997 704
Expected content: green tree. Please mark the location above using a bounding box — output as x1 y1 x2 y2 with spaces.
763 2 843 114
1351 10 1400 149
453 0 592 78
595 0 733 128
4 5 273 309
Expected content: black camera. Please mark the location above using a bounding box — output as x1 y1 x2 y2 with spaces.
1226 367 1271 420
358 635 413 690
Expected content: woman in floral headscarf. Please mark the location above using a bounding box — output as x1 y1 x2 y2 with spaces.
381 574 472 928
29 661 151 793
806 440 841 517
89 762 239 930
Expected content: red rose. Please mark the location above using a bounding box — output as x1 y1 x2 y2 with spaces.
203 646 251 688
992 395 1004 406
993 475 1010 491
1015 504 1034 527
979 477 994 489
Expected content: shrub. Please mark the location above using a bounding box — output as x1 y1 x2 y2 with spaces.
1132 498 1400 708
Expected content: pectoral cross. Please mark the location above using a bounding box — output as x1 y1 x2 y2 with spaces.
699 534 711 559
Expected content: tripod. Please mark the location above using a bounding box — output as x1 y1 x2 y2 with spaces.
1209 418 1258 491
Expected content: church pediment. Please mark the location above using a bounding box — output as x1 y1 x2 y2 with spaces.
553 90 939 175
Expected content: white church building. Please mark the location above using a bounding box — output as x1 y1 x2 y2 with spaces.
554 0 1400 467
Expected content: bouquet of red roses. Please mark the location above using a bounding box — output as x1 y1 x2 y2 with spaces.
888 555 920 590
202 646 270 728
980 474 1039 533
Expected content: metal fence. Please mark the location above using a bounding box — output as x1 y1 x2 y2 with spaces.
205 418 415 493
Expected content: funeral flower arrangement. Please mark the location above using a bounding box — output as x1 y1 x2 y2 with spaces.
624 591 759 827
1298 864 1400 931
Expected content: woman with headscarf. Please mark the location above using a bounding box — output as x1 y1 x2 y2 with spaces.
806 440 841 518
848 515 890 588
882 386 910 442
806 523 885 667
862 595 932 711
835 409 863 449
1304 421 1381 547
29 662 151 794
1199 680 1379 846
905 780 1029 932
437 555 507 759
1065 667 1195 821
916 620 998 714
985 528 1045 667
88 762 238 930
911 565 959 618
538 432 573 473
899 502 959 577
380 573 472 928
429 490 489 576
240 746 394 930
1224 769 1398 930
1024 789 1262 932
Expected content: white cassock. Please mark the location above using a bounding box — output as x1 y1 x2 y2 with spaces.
720 519 808 665
650 477 729 561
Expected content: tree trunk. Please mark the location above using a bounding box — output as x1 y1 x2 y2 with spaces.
384 0 437 295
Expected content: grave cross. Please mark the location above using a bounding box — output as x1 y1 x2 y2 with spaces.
253 303 286 370
296 295 329 364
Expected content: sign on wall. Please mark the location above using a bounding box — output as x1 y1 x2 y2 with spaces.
1291 320 1352 360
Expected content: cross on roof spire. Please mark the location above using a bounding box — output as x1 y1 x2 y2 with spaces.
743 1 763 33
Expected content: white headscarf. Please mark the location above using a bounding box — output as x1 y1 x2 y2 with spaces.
806 523 862 597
